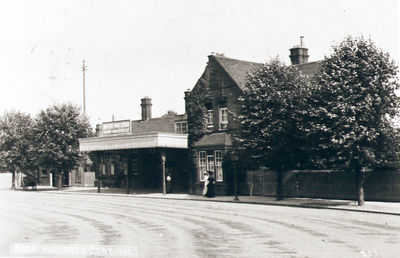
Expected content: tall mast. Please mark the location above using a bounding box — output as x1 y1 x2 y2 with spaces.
82 59 87 115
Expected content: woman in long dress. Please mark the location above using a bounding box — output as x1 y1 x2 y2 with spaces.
202 172 209 196
205 171 215 198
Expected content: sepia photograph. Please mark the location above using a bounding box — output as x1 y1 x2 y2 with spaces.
0 0 399 257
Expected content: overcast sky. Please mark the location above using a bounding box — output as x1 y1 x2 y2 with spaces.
1 0 398 126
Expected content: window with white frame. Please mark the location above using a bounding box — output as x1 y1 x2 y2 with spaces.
198 150 224 182
199 151 207 181
207 155 215 172
206 110 213 129
175 121 188 134
219 108 228 130
215 151 223 181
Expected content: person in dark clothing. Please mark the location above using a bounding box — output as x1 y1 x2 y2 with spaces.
205 171 216 198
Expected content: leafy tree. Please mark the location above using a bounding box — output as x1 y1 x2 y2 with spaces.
34 103 92 189
235 58 312 200
186 80 208 148
312 36 400 205
185 76 209 193
0 111 35 189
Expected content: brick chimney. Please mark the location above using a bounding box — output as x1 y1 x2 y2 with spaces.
95 124 101 137
184 89 191 114
289 36 309 65
141 96 152 121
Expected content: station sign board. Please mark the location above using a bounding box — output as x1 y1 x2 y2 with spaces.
102 120 131 135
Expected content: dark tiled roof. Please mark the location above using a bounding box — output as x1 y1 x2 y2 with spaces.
131 114 186 134
293 61 322 76
212 55 262 90
193 132 232 148
211 55 322 89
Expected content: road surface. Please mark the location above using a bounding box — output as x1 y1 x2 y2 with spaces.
0 190 399 257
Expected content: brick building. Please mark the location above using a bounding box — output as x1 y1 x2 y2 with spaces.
78 38 320 195
78 38 400 200
186 38 321 195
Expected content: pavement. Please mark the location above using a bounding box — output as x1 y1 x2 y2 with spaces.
26 186 400 216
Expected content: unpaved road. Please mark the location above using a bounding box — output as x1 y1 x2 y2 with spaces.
0 190 399 257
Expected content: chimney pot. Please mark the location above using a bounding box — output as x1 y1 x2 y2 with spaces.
184 89 191 98
141 97 152 121
289 36 309 65
95 124 101 137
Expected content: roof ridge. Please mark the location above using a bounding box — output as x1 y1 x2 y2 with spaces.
212 54 322 67
210 54 262 65
131 114 186 123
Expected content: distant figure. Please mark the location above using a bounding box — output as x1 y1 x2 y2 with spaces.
166 173 172 193
202 172 209 196
205 171 216 198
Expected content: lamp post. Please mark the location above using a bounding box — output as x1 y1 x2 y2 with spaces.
231 154 239 201
82 60 87 115
161 152 166 195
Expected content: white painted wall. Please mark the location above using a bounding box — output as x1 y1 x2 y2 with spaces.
0 173 11 189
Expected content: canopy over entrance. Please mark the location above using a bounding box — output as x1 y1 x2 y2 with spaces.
79 132 188 152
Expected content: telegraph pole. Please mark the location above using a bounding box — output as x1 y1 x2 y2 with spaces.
82 60 87 114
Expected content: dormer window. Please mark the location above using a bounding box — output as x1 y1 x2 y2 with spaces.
219 108 228 130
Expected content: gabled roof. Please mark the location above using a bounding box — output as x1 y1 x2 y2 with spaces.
211 55 322 90
131 114 186 134
212 55 262 90
193 132 232 148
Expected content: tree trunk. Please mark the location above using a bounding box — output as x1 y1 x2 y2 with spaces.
126 174 130 194
98 179 101 193
276 170 284 201
357 168 365 206
11 170 15 190
58 172 63 190
37 168 41 184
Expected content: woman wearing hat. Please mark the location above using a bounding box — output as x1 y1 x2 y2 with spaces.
205 171 215 198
